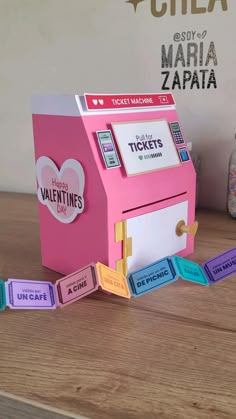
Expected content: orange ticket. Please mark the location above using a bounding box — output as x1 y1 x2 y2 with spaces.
96 263 131 299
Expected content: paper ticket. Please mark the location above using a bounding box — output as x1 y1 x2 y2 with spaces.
56 264 98 307
173 256 209 286
96 263 131 298
202 247 236 284
0 280 6 311
6 279 56 310
127 257 178 297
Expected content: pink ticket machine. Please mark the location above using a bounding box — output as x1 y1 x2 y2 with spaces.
32 93 198 277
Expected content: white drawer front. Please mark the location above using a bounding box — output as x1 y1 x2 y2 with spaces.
127 201 188 273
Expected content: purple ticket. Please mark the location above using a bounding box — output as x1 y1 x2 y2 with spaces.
202 247 236 284
6 279 56 309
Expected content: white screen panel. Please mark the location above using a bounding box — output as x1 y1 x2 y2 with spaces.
127 201 188 273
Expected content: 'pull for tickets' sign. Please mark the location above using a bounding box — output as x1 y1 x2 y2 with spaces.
112 119 180 176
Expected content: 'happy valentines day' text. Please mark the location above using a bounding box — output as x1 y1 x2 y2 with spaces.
40 178 83 216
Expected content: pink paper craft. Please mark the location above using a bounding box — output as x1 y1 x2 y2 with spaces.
32 93 196 277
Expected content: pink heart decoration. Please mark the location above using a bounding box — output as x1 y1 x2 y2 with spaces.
36 157 85 224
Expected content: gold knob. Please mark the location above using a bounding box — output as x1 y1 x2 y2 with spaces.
176 220 199 237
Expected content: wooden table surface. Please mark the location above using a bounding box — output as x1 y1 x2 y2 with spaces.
0 192 236 419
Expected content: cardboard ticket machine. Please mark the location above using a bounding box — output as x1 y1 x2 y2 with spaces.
32 93 197 277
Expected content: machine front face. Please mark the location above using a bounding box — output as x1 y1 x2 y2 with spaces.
80 93 197 277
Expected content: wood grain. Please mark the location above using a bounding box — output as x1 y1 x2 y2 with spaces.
0 192 236 419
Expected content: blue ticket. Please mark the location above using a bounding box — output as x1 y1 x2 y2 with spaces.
127 257 178 297
173 256 209 286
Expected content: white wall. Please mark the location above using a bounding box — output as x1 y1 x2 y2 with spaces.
0 0 235 210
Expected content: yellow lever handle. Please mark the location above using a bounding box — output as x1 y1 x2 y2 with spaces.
176 220 199 237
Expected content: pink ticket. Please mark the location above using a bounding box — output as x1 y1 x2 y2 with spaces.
7 279 56 310
56 264 98 307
